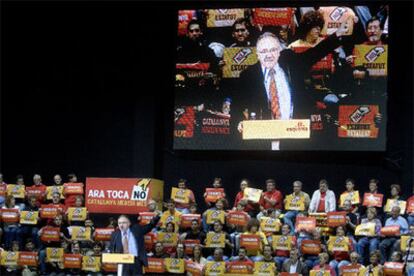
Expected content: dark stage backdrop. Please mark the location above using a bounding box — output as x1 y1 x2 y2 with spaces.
1 2 413 223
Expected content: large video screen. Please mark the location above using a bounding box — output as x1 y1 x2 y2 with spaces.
174 6 388 151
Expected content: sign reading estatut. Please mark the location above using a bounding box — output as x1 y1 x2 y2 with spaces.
85 178 163 214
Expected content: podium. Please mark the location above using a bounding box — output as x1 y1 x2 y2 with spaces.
102 253 134 276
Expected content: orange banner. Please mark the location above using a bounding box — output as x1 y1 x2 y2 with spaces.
185 259 203 276
63 182 84 195
41 227 60 242
383 262 404 276
18 251 38 266
184 239 200 255
380 226 400 237
63 254 82 269
227 211 249 226
138 212 155 225
180 214 201 229
227 260 253 274
253 8 294 26
1 208 19 223
301 240 321 255
240 234 261 251
363 193 384 207
145 258 166 273
295 216 316 232
40 204 63 219
86 178 163 214
340 264 362 276
327 211 347 227
94 228 115 241
205 188 225 203
338 105 379 138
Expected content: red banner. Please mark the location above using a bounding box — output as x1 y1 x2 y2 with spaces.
145 258 166 273
380 226 400 237
94 228 115 241
383 262 404 276
63 182 84 195
340 264 362 276
338 105 379 138
205 188 225 203
178 10 197 36
253 8 294 26
85 178 163 214
327 211 347 227
180 214 201 229
138 212 156 225
0 184 6 197
25 185 46 198
63 254 82 269
240 234 261 251
1 208 19 223
40 204 63 219
102 262 118 272
185 259 203 276
363 193 384 207
227 260 253 274
407 197 414 213
301 240 321 255
144 232 157 251
295 216 316 232
41 227 61 242
227 211 249 226
18 251 38 266
184 239 200 255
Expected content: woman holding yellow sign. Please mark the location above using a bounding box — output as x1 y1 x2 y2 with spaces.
171 179 196 214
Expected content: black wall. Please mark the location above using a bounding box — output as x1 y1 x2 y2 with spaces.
1 1 413 212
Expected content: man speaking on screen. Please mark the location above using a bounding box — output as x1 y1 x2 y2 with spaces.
109 212 160 276
236 20 353 149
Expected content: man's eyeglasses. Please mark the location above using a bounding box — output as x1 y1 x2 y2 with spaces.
257 47 280 55
189 29 201 33
234 28 247 33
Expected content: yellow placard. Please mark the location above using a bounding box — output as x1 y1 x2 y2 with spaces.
82 256 101 272
205 232 226 248
0 251 18 266
260 217 281 233
243 187 263 203
157 232 179 247
165 258 185 274
222 47 257 78
242 120 311 140
272 235 292 251
46 185 64 200
359 266 380 276
171 187 190 204
102 253 134 264
71 226 92 241
160 210 181 230
20 211 39 225
340 191 360 207
205 261 226 275
46 247 64 263
354 45 388 77
254 261 276 276
327 236 349 252
355 222 376 236
67 207 87 221
206 210 226 224
400 236 414 252
285 193 305 211
310 270 331 276
206 9 245 28
384 199 406 214
6 184 25 198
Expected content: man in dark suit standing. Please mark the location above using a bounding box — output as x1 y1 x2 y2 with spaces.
109 212 160 276
235 21 353 150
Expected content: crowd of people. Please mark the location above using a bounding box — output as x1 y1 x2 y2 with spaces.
0 172 413 275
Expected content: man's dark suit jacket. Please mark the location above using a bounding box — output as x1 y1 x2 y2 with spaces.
282 258 309 275
109 215 160 267
237 34 348 121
